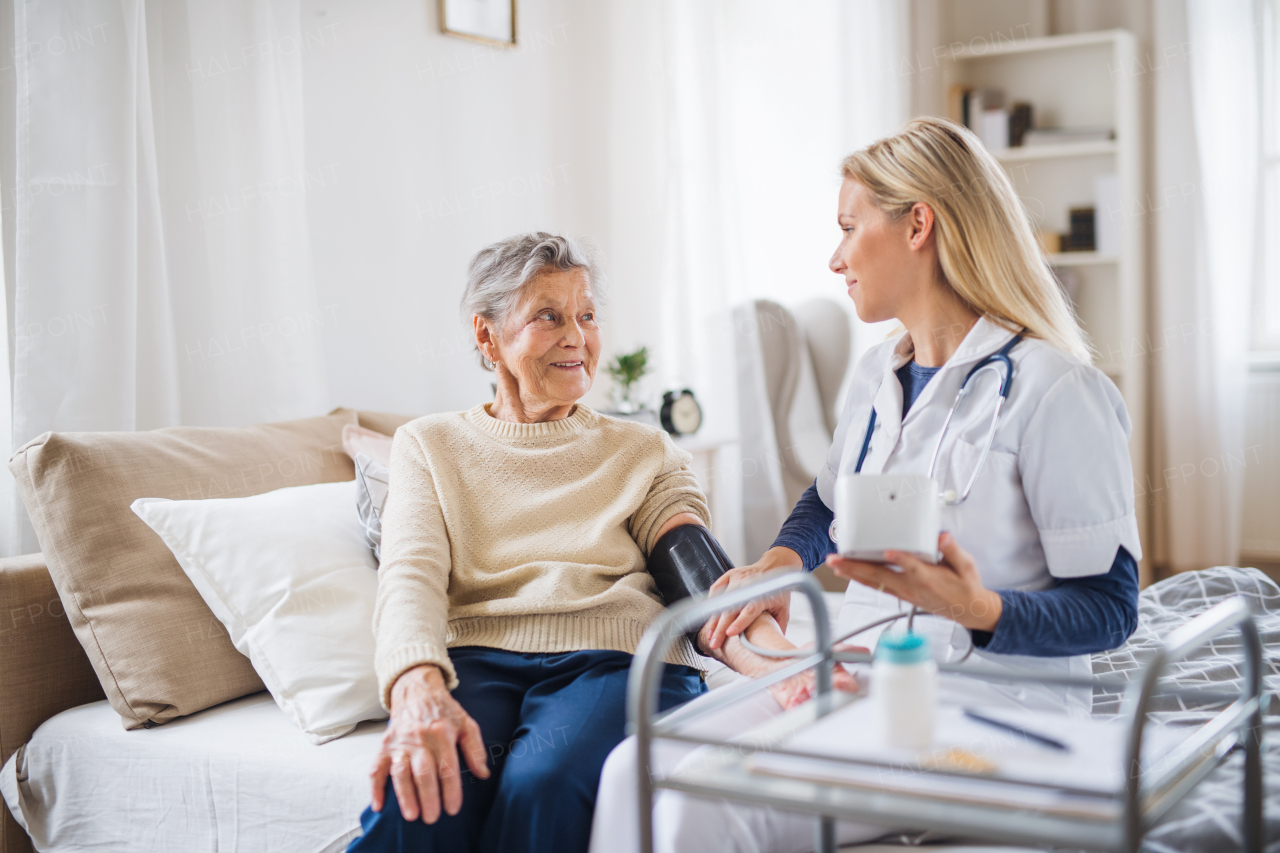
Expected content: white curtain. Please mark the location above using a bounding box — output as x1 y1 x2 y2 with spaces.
655 0 748 403
649 0 909 561
3 0 330 556
655 0 909 391
0 173 14 558
1152 0 1258 571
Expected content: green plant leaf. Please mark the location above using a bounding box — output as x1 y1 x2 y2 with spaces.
606 346 650 387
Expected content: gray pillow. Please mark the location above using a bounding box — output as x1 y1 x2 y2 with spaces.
353 452 389 562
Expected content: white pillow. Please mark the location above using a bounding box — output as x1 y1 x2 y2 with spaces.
131 480 386 744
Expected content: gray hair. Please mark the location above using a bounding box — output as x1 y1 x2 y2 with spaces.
461 232 606 371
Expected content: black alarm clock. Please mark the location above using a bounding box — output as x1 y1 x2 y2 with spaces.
660 389 702 435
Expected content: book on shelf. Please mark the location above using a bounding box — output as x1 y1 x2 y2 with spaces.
1066 206 1096 252
964 88 1004 131
1009 102 1033 147
945 89 1032 151
947 86 1006 132
947 84 971 127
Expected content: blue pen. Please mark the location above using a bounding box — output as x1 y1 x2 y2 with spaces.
963 708 1071 752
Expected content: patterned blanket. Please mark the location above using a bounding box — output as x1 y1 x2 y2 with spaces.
871 567 1280 852
1090 566 1280 853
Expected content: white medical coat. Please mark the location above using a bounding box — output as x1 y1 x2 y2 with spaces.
816 317 1143 711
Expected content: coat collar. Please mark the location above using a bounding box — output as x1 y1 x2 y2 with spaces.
865 316 1021 467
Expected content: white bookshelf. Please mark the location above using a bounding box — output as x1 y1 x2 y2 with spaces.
939 30 1150 583
993 140 1118 162
1046 252 1117 267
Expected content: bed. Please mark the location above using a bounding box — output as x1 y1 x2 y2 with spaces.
4 566 1278 853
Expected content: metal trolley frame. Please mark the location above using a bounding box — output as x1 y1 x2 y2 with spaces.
627 573 1264 853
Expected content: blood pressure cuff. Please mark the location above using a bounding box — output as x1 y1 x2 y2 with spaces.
647 524 733 607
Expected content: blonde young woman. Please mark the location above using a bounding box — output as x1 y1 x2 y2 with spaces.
590 117 1141 853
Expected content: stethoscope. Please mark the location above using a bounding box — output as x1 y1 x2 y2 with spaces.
827 334 1023 543
741 333 1024 665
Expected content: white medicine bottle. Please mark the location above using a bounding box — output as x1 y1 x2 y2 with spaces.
873 631 937 749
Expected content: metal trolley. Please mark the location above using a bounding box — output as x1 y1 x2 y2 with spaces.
627 572 1265 853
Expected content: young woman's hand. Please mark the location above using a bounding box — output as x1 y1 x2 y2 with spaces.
825 532 1003 632
370 665 490 823
702 546 804 651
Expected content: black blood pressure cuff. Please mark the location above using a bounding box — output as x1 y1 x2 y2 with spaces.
647 525 734 651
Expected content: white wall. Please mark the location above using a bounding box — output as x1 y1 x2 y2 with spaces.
298 0 879 422
298 0 887 423
299 0 614 416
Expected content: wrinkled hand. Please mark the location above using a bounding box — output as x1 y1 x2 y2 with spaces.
825 532 1002 632
697 613 861 710
767 642 865 709
703 549 803 651
370 665 490 823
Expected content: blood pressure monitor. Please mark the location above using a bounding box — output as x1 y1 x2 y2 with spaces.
833 473 942 564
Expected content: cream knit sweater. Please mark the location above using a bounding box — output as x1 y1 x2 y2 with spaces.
373 403 711 707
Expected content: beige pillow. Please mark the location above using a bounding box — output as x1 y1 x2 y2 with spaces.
342 424 394 469
332 407 417 438
9 412 357 729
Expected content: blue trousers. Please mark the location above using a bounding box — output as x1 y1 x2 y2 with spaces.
347 647 706 853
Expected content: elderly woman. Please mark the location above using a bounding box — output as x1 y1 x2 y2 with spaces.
346 233 818 853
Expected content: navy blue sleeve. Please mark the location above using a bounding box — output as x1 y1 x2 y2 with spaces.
770 482 835 571
972 546 1139 656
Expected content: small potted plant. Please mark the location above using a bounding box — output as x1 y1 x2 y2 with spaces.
606 346 650 414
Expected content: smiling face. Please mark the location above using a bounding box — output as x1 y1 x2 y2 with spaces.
829 178 936 326
478 267 600 419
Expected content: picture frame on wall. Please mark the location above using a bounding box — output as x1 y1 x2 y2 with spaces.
439 0 517 47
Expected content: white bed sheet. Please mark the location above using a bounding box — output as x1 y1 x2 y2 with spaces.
0 592 844 853
1 692 381 853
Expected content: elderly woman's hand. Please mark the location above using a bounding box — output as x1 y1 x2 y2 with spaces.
768 641 865 707
370 665 490 823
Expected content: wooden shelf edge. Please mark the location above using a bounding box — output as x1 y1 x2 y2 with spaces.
1047 252 1119 266
944 29 1128 61
994 140 1117 162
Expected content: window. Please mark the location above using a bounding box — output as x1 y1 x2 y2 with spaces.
1259 0 1280 350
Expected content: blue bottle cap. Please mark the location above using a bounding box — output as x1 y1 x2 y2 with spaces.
875 631 931 665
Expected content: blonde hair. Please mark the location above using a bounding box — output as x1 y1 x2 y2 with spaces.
840 117 1092 363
